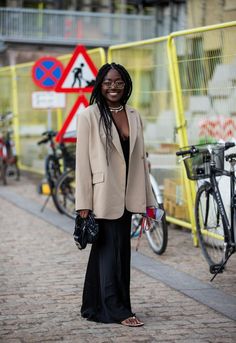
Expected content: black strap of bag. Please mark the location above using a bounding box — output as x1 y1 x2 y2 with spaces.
73 212 99 250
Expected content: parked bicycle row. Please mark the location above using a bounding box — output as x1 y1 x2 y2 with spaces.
37 130 75 215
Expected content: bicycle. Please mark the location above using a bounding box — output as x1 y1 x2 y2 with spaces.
176 141 236 280
0 112 20 185
131 153 168 255
54 168 76 219
37 130 75 213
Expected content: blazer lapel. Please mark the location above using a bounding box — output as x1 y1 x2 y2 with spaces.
127 107 138 157
97 105 124 159
111 122 124 159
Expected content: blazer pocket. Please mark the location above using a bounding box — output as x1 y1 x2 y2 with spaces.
92 172 104 184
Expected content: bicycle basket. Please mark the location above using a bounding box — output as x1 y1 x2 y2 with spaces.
181 144 225 180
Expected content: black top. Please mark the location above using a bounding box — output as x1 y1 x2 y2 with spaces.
120 137 129 185
112 119 130 183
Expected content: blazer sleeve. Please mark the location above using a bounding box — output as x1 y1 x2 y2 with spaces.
75 112 93 211
139 115 157 208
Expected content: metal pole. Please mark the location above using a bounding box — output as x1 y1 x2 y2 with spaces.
47 108 52 130
10 65 21 166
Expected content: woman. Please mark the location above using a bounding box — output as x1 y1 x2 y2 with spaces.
75 62 156 327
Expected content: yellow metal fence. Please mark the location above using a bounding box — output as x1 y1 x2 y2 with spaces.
1 22 236 244
0 48 106 173
108 21 236 244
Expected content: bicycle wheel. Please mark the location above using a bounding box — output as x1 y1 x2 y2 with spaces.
45 154 63 213
54 169 76 219
145 203 168 255
195 182 226 266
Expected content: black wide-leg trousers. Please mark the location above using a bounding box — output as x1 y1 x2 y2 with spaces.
81 209 134 323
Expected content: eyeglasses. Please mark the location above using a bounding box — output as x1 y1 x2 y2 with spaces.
102 80 125 89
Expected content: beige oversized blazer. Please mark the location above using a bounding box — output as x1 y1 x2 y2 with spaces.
75 103 156 219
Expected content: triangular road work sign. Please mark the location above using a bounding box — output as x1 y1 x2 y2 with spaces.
55 45 98 93
55 95 89 143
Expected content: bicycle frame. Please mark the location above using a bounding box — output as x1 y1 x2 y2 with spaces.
149 173 163 204
176 142 236 279
209 164 235 248
208 163 236 280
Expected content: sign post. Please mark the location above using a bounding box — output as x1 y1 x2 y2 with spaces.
32 57 64 90
55 45 98 142
32 92 66 109
32 92 66 129
55 45 98 93
32 57 65 129
55 95 89 143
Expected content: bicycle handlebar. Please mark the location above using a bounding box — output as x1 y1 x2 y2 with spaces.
42 130 57 137
37 130 57 145
176 142 235 157
37 137 50 145
225 142 235 150
176 146 199 157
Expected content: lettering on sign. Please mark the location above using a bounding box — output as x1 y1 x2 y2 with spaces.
32 92 66 109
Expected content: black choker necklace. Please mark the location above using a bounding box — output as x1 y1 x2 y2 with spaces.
109 105 124 113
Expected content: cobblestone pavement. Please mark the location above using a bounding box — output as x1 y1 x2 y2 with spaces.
0 175 236 343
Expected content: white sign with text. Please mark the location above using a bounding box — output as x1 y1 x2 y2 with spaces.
32 92 66 109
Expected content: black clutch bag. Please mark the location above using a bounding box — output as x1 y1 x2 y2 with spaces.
73 212 99 250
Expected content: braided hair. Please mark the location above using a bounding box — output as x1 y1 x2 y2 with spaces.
90 62 132 164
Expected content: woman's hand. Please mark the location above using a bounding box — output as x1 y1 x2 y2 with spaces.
146 207 156 219
79 209 89 218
